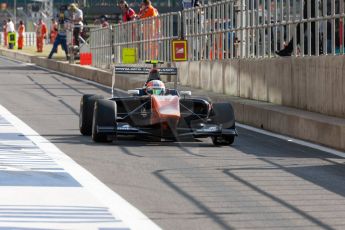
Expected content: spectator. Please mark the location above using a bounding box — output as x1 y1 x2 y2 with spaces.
2 20 7 47
118 1 136 22
69 3 83 47
35 19 47 52
100 16 109 28
6 18 14 33
276 0 318 56
182 0 201 9
138 0 158 19
93 18 101 26
48 9 69 60
17 20 25 50
6 18 15 49
50 18 58 44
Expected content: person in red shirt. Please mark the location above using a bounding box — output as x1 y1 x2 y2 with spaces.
2 20 7 47
17 20 25 49
35 19 47 52
118 1 136 23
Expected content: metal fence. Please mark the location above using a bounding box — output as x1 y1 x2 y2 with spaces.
89 27 113 68
112 12 181 64
89 0 345 68
0 32 37 47
183 0 345 60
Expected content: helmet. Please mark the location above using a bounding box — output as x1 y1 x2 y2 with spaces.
146 80 165 95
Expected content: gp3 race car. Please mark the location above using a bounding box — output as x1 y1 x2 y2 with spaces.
79 61 238 146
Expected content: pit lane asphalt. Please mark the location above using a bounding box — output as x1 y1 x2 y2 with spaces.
1 56 345 230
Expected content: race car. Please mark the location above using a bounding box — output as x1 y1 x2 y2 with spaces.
79 61 237 146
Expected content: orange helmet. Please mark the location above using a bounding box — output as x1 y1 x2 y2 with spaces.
146 80 165 95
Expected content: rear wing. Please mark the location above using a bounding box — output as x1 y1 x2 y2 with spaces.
112 66 178 97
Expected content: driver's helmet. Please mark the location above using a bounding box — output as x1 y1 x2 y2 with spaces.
146 80 166 95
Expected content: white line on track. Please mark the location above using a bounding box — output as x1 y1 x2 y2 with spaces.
236 123 345 158
0 103 161 230
1 56 344 159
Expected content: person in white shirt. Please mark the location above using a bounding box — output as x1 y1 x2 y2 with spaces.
6 18 15 33
6 18 15 49
69 3 83 47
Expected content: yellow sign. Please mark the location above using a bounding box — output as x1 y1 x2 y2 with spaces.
122 48 137 64
7 32 16 49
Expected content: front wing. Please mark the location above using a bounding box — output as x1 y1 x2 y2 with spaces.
96 122 238 139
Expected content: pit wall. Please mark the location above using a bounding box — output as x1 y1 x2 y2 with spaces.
177 56 345 119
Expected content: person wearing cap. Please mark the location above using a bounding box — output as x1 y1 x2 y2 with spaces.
100 16 109 28
69 3 83 47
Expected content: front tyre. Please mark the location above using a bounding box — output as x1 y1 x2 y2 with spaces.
210 103 236 146
212 136 235 146
79 94 104 135
92 99 117 143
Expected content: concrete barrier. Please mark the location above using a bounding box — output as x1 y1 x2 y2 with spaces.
182 57 345 119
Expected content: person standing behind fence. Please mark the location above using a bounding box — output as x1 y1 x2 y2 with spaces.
100 15 110 28
17 20 25 50
138 0 159 59
182 0 200 9
118 1 136 23
35 19 47 52
275 0 318 56
2 20 7 47
138 0 158 19
50 18 58 44
69 3 83 47
6 18 15 49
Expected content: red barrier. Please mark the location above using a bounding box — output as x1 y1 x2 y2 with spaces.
80 53 92 65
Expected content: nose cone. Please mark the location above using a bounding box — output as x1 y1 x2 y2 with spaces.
151 95 180 123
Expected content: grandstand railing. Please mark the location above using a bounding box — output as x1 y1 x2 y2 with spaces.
89 0 344 68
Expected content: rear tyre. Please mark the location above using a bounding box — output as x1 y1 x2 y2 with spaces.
210 103 236 146
92 99 117 143
79 94 104 135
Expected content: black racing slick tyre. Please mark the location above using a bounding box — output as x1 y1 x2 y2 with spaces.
79 94 104 135
92 99 117 143
210 103 236 146
211 136 235 146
